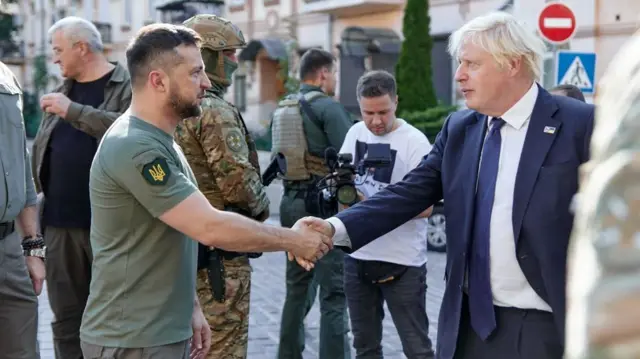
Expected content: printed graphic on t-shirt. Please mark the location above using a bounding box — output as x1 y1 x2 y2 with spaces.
354 140 397 197
341 119 431 266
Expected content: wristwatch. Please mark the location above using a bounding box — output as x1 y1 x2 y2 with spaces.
24 247 46 259
22 235 46 260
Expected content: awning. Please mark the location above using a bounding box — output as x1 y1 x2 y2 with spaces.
239 38 288 62
338 26 401 56
156 0 223 11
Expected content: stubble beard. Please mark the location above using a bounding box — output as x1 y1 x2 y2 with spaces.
169 87 202 119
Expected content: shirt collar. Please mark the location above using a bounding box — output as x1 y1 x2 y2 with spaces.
489 82 538 130
300 83 324 94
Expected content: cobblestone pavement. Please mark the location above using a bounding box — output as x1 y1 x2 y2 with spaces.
36 235 445 359
246 223 446 359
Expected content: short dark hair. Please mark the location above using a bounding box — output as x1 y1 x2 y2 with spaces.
126 23 202 88
356 70 397 99
551 84 585 102
298 48 335 80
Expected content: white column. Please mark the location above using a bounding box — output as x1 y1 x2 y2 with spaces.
84 0 94 20
99 0 109 22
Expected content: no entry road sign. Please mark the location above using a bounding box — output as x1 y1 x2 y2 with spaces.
538 2 577 44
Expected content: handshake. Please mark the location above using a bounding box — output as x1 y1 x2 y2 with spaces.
287 217 336 270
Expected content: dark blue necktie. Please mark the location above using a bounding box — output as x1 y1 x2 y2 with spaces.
468 117 505 340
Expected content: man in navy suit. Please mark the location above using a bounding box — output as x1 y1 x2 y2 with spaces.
293 11 594 359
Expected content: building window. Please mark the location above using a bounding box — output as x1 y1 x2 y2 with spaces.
234 74 247 112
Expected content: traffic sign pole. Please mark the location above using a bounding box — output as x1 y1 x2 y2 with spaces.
538 2 577 89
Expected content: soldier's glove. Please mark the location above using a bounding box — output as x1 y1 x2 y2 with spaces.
207 250 226 303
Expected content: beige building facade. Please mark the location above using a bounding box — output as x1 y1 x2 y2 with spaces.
226 0 640 130
10 0 223 93
5 0 640 132
227 0 511 131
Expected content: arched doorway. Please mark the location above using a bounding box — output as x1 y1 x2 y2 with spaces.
337 26 402 115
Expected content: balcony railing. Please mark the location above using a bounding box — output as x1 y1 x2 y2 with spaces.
93 22 112 44
301 0 404 16
156 0 224 24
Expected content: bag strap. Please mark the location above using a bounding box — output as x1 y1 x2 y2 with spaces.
298 91 325 131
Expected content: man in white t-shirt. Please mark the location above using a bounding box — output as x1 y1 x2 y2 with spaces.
339 70 435 358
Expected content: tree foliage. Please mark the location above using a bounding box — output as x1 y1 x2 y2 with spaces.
395 0 438 115
278 40 301 100
0 0 20 57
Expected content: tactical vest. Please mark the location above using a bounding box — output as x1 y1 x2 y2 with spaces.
271 91 328 181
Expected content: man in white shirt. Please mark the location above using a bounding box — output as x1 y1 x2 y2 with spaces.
291 12 595 359
339 70 435 358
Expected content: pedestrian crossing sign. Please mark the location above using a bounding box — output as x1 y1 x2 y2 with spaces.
555 51 596 94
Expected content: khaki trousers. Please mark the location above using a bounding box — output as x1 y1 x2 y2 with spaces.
80 340 190 359
44 226 92 359
0 230 40 359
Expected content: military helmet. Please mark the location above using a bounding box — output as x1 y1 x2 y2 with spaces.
183 14 247 52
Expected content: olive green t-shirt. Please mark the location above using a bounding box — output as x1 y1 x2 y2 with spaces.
80 114 199 348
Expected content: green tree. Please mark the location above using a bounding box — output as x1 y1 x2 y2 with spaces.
278 40 301 100
0 0 20 56
395 0 437 115
22 55 50 137
0 1 42 136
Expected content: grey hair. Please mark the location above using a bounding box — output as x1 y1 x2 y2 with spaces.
448 11 546 80
48 16 104 52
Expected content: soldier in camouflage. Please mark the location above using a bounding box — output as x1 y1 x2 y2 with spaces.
175 14 270 359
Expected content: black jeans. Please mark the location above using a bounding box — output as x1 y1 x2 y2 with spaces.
344 256 435 359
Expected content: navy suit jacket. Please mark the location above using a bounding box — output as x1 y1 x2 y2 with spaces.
336 85 594 359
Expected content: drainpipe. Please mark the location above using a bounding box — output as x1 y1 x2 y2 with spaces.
248 0 254 39
328 13 336 99
40 0 45 55
328 14 334 51
290 0 298 40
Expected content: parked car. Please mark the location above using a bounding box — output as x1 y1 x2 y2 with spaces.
427 201 447 252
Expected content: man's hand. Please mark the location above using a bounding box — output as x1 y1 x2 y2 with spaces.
299 216 334 237
190 305 211 359
25 257 45 295
288 217 334 270
40 93 72 119
287 217 333 270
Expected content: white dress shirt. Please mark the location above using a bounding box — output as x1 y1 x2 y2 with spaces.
328 82 552 312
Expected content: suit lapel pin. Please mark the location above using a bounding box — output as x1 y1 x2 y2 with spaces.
543 126 556 134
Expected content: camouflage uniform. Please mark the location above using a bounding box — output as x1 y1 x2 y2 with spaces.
565 30 640 359
176 14 270 359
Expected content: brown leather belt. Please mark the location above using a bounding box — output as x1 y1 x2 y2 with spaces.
0 221 15 241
